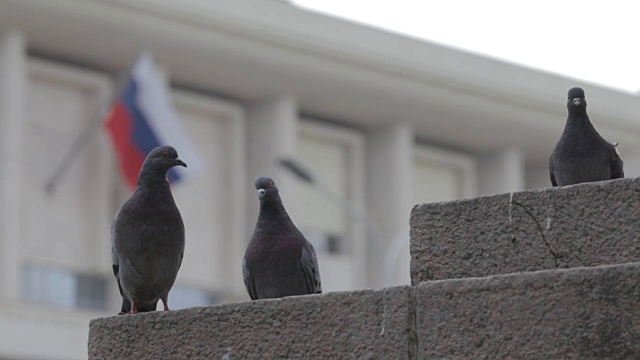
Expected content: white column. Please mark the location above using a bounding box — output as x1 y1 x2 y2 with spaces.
0 31 26 304
366 122 413 288
478 147 525 196
246 95 298 224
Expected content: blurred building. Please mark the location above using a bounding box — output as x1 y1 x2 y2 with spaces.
1 0 639 359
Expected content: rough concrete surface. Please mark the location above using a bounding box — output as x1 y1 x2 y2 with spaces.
417 262 640 359
411 178 640 285
89 286 413 360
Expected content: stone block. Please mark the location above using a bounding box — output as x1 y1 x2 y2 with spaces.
89 286 413 359
411 178 640 284
416 262 640 359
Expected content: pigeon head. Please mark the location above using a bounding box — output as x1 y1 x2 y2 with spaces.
255 176 279 201
567 87 586 113
137 146 187 187
143 146 187 172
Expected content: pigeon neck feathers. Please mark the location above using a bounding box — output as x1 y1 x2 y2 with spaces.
563 108 601 142
256 193 296 233
136 165 172 190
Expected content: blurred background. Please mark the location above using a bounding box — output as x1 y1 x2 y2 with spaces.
0 0 639 359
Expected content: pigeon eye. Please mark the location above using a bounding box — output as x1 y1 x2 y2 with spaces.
162 152 169 158
269 182 273 187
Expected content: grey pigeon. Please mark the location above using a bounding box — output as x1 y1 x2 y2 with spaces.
111 145 186 314
243 176 322 300
549 87 624 186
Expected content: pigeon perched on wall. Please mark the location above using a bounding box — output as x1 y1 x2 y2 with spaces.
111 145 186 314
243 176 322 300
549 87 624 186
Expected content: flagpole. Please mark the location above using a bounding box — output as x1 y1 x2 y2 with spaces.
44 59 136 195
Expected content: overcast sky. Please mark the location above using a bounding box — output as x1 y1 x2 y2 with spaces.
291 1 640 94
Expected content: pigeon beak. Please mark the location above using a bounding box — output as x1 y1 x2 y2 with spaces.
572 98 581 106
174 159 187 168
257 188 266 200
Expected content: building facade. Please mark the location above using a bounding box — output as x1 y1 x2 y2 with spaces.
1 0 639 359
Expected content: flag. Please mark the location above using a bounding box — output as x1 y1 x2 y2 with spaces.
104 53 203 190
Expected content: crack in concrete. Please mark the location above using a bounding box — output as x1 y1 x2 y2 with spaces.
380 288 388 336
512 200 561 267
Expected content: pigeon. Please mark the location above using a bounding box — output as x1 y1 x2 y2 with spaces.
243 176 322 300
111 145 186 314
549 87 624 186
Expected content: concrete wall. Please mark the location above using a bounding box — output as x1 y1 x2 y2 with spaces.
89 262 640 359
410 177 640 285
90 287 415 359
415 263 640 359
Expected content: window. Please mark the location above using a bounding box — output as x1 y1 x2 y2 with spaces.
23 59 113 283
301 229 345 255
287 119 366 291
22 264 108 311
290 123 352 256
169 285 219 310
169 90 246 296
77 273 109 310
412 144 477 204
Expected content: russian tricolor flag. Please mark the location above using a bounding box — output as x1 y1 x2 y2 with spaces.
104 53 202 190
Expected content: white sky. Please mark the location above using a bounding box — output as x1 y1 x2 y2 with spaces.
291 1 640 93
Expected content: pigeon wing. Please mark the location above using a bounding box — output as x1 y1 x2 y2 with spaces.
549 150 558 186
112 248 133 313
111 248 122 295
242 257 258 300
549 170 557 187
299 241 322 294
608 141 624 179
110 212 130 312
